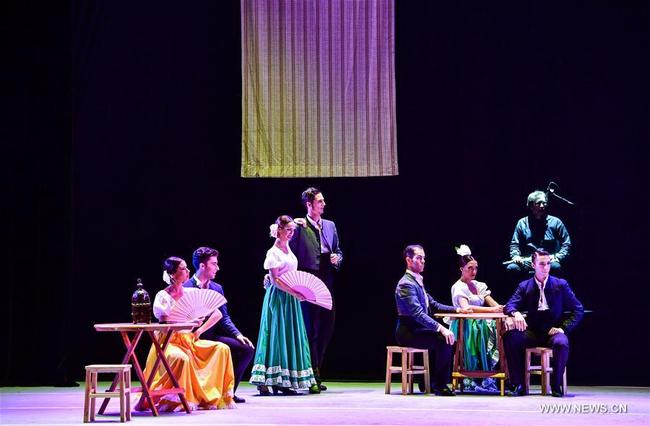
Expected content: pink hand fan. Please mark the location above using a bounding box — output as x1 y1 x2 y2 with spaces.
276 270 332 310
167 289 227 322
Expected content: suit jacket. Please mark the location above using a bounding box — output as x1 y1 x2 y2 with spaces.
395 272 456 332
289 217 343 272
504 275 584 333
183 277 241 340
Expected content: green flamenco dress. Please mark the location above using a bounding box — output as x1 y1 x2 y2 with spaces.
250 246 316 390
450 279 500 392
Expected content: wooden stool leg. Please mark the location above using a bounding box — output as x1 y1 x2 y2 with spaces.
422 351 430 394
563 368 568 396
541 352 550 395
524 350 532 395
83 370 91 423
408 352 414 394
90 371 97 421
385 349 393 394
125 369 132 421
119 371 126 422
401 350 408 395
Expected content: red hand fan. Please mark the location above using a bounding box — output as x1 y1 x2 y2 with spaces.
167 289 227 322
276 270 332 310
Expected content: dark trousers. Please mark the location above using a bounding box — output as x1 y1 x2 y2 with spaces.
213 335 255 392
503 329 569 390
395 323 455 390
301 258 336 377
301 299 335 375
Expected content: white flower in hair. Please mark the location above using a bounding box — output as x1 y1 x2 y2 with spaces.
269 223 279 238
455 244 472 256
162 270 171 285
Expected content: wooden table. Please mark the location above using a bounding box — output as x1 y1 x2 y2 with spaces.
434 313 509 396
94 322 197 416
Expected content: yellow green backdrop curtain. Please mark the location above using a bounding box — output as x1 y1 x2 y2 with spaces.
241 0 398 177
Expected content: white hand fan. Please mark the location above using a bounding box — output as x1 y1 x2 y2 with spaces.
276 270 332 310
167 289 227 322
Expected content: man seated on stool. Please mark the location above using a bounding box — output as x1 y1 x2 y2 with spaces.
503 249 584 397
184 247 255 403
394 244 471 396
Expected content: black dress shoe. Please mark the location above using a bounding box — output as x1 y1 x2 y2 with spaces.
551 385 564 398
272 385 298 395
257 385 272 396
507 384 525 397
319 383 327 391
433 386 456 396
233 395 246 403
417 380 426 393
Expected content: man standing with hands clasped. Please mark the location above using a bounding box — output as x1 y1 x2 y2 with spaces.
290 187 343 393
394 245 472 396
503 249 584 397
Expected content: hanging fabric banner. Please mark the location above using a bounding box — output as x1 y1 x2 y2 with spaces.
241 0 398 177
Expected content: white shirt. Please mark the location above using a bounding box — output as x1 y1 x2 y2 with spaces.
192 274 209 289
451 279 491 308
264 245 298 272
534 276 549 311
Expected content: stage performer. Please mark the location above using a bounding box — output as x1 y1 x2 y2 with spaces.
503 249 584 397
250 215 318 394
506 190 571 275
289 187 343 393
395 244 471 396
183 247 254 404
449 245 503 393
139 256 236 411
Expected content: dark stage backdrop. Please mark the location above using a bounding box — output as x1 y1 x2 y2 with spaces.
6 1 649 386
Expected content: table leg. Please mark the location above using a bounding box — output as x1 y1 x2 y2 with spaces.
496 318 508 396
455 318 465 391
134 330 173 415
98 330 144 415
146 330 191 414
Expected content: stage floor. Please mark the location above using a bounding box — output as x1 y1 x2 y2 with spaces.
1 382 648 425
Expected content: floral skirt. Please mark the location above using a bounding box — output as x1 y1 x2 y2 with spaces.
250 285 317 389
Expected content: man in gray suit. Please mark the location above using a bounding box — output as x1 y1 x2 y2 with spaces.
289 187 343 393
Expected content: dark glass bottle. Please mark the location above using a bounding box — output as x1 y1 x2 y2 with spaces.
131 278 152 324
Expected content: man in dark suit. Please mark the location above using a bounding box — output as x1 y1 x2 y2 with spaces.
395 244 471 396
289 187 343 393
183 246 255 403
503 249 584 397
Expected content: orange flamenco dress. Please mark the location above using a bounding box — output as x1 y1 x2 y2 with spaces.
138 331 236 411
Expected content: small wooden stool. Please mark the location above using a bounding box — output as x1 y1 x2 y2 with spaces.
84 364 132 422
385 346 430 395
524 347 568 395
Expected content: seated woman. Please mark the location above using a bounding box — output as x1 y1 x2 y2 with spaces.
250 215 318 395
450 245 503 393
138 256 236 411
